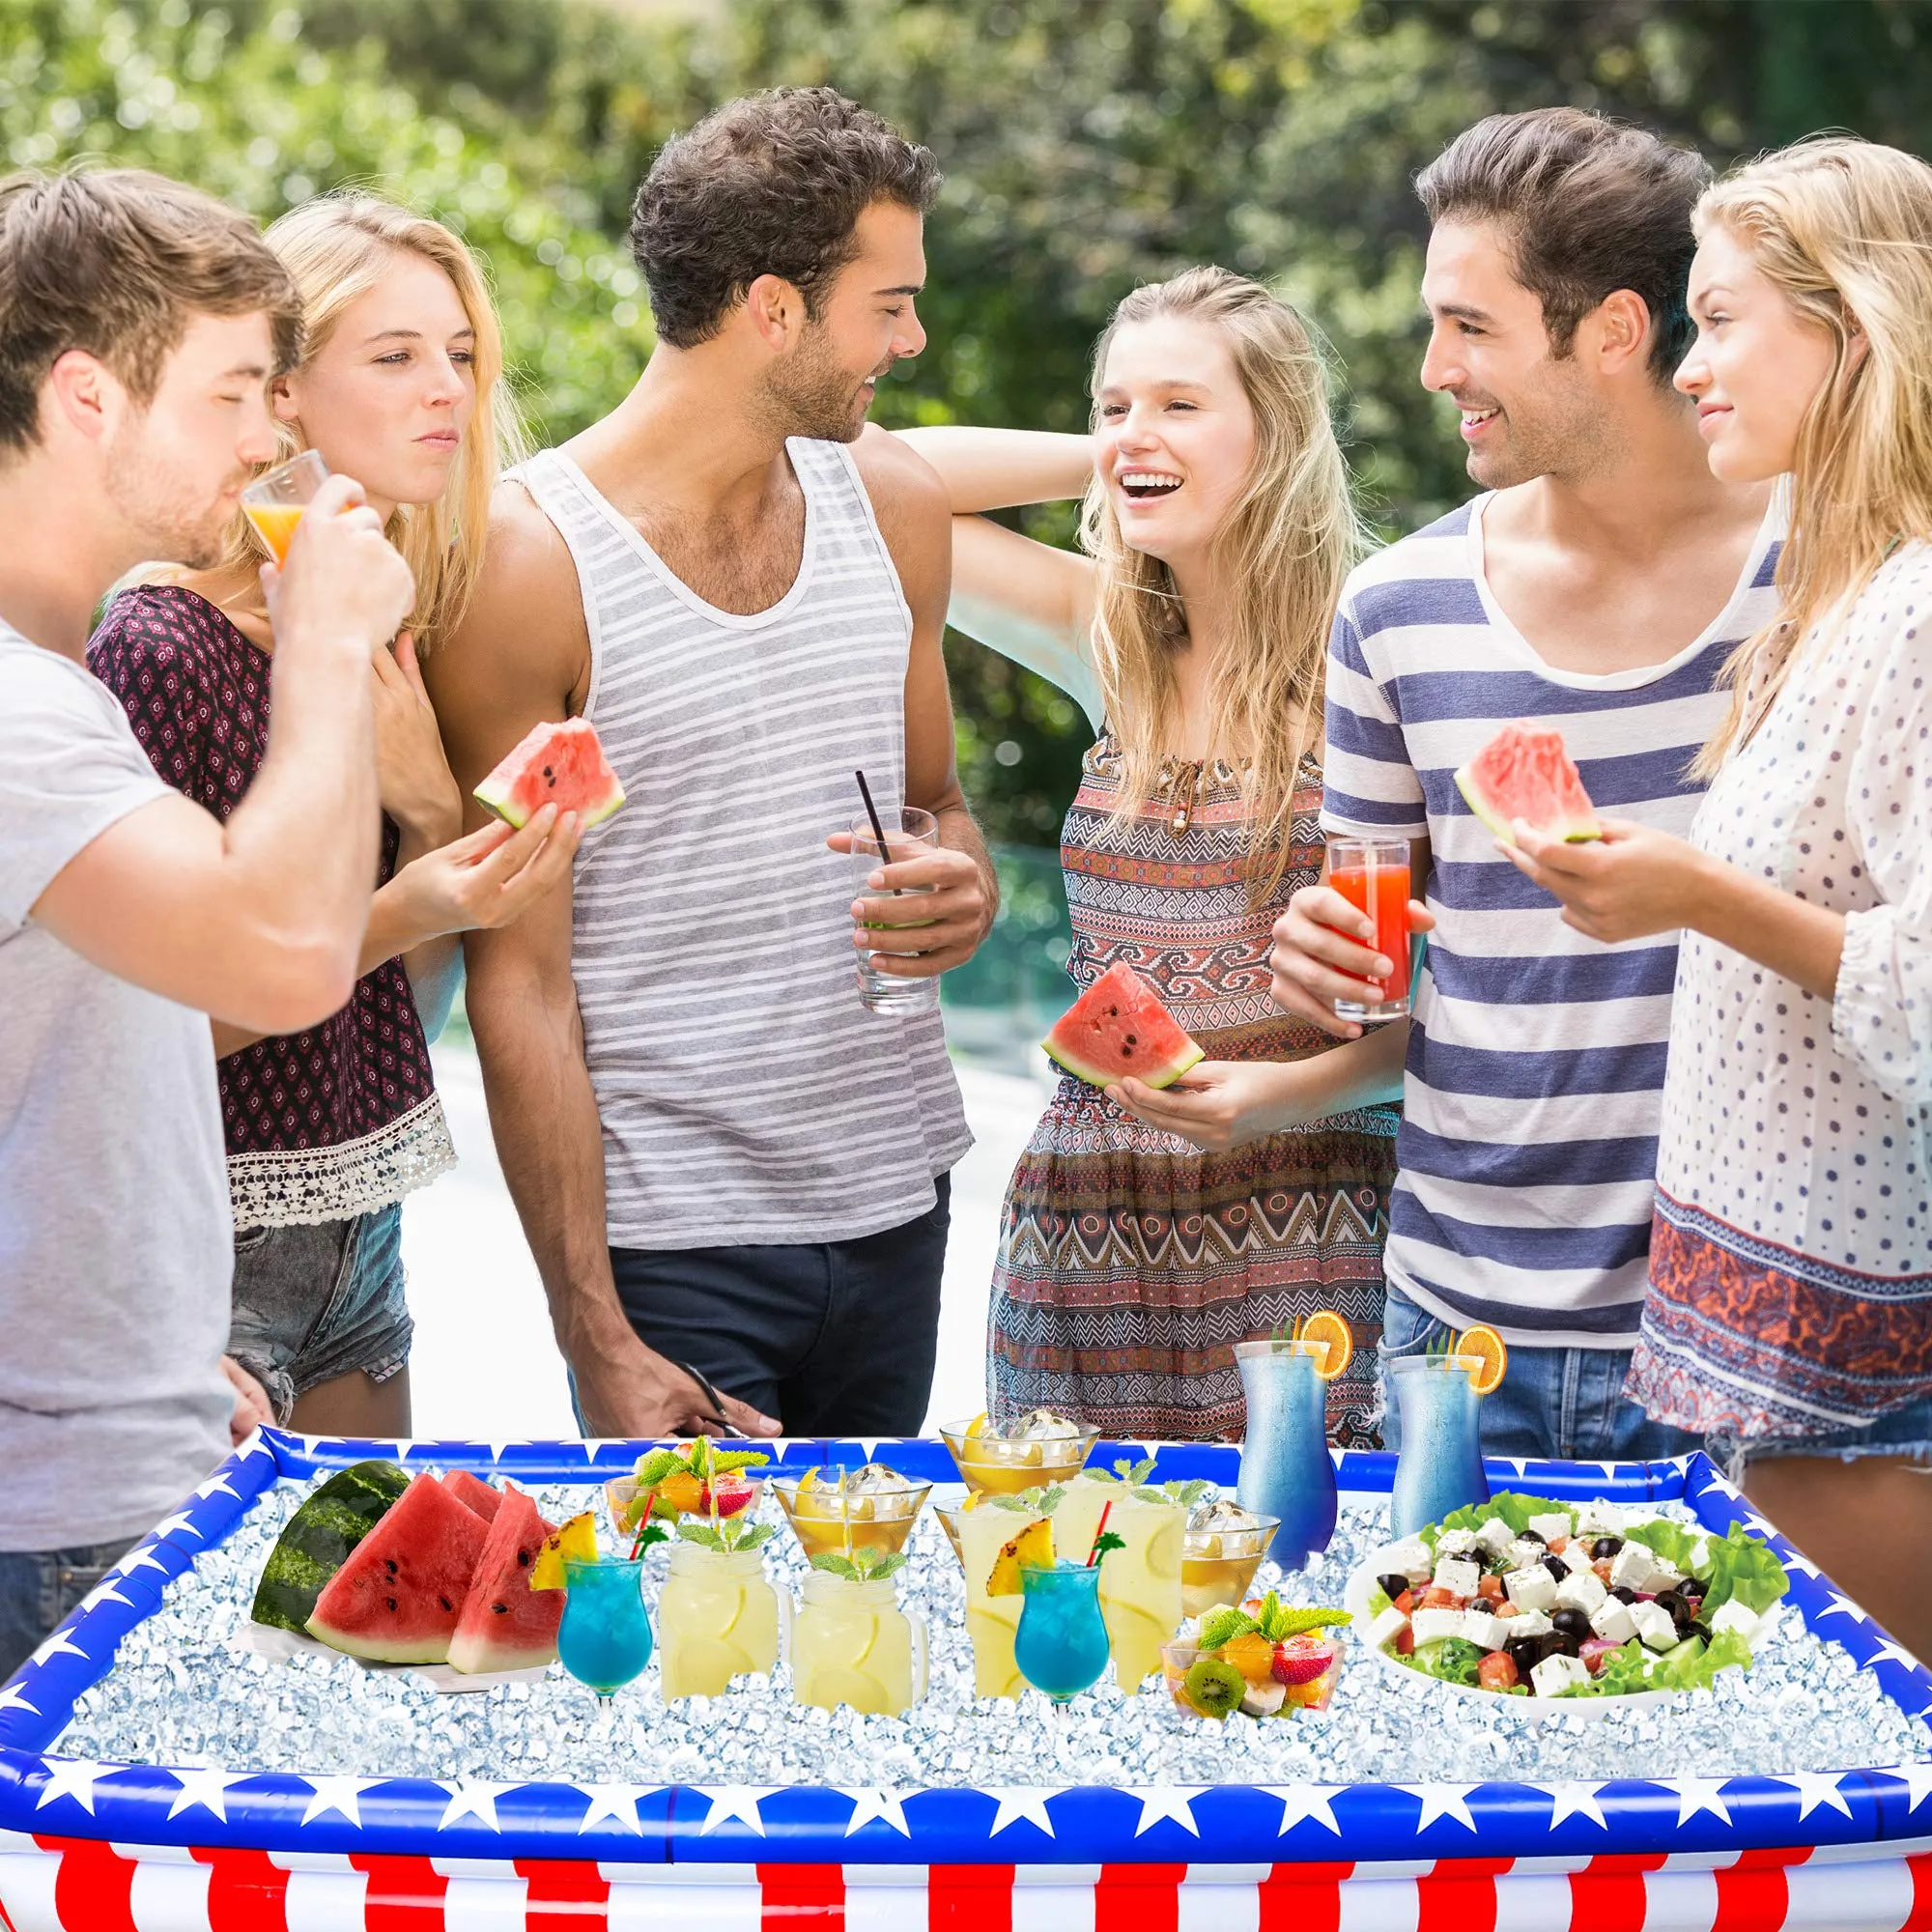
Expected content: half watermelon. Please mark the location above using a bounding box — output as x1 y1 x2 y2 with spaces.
1455 723 1603 847
1042 960 1204 1090
447 1483 563 1675
306 1470 490 1665
474 718 625 830
250 1460 409 1636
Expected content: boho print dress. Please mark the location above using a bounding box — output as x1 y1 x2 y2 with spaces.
1630 543 1932 1443
988 737 1399 1444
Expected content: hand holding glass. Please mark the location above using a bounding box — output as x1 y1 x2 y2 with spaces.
849 806 941 1016
241 449 328 565
1325 836 1411 1022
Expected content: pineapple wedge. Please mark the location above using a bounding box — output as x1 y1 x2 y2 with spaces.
985 1518 1053 1596
529 1510 598 1591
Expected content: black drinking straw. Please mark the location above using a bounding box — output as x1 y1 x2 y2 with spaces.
853 769 900 895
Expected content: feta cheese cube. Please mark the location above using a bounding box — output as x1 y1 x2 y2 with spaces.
1461 1609 1509 1652
1367 1605 1411 1652
1559 1542 1595 1575
1433 1556 1482 1601
1506 1607 1553 1638
1382 1537 1434 1581
1631 1600 1680 1651
1575 1501 1625 1539
1530 1651 1592 1698
1474 1517 1516 1557
1710 1599 1758 1639
1527 1511 1575 1545
1506 1537 1548 1572
1689 1540 1712 1572
1590 1598 1637 1645
1555 1569 1607 1615
1647 1557 1686 1589
1609 1543 1656 1591
1436 1528 1480 1557
1504 1563 1558 1612
1410 1607 1463 1647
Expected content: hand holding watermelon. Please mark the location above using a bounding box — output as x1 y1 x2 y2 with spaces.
1502 818 1717 945
1108 1058 1341 1153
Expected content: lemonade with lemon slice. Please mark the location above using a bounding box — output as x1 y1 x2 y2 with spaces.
1053 1468 1184 1695
655 1540 783 1699
791 1557 923 1717
957 1502 1057 1698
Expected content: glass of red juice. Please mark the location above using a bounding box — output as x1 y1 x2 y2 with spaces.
1325 837 1411 1022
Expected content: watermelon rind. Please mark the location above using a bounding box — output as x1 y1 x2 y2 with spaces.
474 718 626 831
250 1461 408 1634
1042 962 1206 1092
1453 724 1603 849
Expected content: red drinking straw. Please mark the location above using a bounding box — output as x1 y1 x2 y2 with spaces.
1086 1498 1114 1566
628 1491 654 1563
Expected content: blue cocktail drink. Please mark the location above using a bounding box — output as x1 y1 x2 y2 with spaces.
557 1557 652 1699
1012 1562 1111 1702
1387 1355 1489 1538
1234 1339 1338 1571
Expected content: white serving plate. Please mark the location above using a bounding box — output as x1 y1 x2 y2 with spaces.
1344 1535 1777 1723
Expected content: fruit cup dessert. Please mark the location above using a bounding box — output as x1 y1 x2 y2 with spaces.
1163 1594 1350 1720
770 1463 932 1561
939 1408 1100 1496
1182 1496 1281 1620
606 1437 766 1540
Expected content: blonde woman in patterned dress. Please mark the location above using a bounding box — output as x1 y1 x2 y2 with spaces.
897 268 1404 1443
1509 140 1932 1650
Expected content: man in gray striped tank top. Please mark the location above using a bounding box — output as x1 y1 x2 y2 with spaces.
430 89 995 1441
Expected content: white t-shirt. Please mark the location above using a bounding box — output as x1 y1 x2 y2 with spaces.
0 620 232 1548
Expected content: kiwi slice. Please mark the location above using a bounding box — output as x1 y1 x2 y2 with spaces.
1182 1656 1245 1719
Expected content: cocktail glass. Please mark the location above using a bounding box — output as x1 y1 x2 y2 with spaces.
556 1557 651 1701
1234 1338 1339 1571
1013 1562 1111 1701
240 449 327 565
655 1542 782 1700
1181 1514 1281 1620
1326 835 1412 1022
770 1471 931 1561
1387 1353 1489 1538
1050 1477 1184 1696
791 1571 925 1716
938 1417 1101 1496
849 806 941 1015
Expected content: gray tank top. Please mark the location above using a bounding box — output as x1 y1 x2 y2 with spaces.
513 440 971 1249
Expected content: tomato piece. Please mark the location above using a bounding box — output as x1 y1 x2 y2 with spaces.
1421 1585 1459 1608
1494 1600 1519 1618
1477 1650 1519 1690
1548 1536 1569 1554
1593 1559 1614 1584
1477 1573 1505 1602
1394 1589 1414 1615
1394 1626 1414 1656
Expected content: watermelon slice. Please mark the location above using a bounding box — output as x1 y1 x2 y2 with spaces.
250 1461 408 1635
1454 723 1603 847
306 1471 490 1664
442 1471 502 1522
447 1484 563 1675
1042 960 1204 1090
474 717 625 830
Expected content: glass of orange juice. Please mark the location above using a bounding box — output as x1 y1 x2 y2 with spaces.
241 449 328 564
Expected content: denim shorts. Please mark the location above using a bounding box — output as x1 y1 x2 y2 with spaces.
228 1202 412 1425
1707 1396 1932 1476
0 1539 134 1685
1378 1284 1701 1464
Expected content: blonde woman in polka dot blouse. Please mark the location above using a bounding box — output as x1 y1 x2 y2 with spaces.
1509 137 1932 1656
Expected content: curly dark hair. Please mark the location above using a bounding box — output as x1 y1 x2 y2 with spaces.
631 87 941 350
1417 108 1712 383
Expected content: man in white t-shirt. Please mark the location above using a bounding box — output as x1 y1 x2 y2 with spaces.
0 167 417 1679
1266 110 1776 1463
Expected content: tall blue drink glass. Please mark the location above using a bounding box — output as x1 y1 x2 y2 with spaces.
1234 1339 1338 1571
557 1557 653 1699
1387 1356 1489 1538
1013 1562 1111 1702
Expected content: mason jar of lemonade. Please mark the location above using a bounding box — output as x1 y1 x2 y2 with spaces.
791 1570 923 1717
656 1542 782 1699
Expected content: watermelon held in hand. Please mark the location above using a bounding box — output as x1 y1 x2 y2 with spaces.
474 718 625 830
306 1471 491 1665
1454 723 1603 847
447 1484 563 1675
1042 960 1204 1090
442 1470 502 1522
251 1460 409 1635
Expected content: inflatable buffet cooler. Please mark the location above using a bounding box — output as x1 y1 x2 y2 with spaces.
3 1431 1931 1930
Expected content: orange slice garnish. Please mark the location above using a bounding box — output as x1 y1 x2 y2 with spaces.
1294 1310 1354 1383
1450 1325 1508 1396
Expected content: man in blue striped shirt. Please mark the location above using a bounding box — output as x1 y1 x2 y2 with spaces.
1269 109 1778 1463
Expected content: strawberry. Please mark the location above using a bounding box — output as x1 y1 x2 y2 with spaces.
1270 1636 1336 1686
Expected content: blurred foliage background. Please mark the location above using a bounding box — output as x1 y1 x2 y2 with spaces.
4 0 1926 895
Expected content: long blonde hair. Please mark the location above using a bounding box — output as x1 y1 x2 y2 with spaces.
1692 138 1932 777
225 192 526 651
1079 267 1364 901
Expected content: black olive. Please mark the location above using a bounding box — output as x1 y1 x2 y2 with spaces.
1555 1631 1583 1658
1678 1576 1706 1600
1690 1621 1714 1645
1378 1573 1411 1602
1669 1597 1699 1630
1550 1608 1591 1640
1541 1554 1568 1583
1504 1636 1543 1674
1519 1528 1547 1547
1653 1590 1685 1622
1611 1585 1637 1605
1591 1536 1622 1559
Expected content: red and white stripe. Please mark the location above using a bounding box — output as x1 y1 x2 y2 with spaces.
5 1839 1932 1931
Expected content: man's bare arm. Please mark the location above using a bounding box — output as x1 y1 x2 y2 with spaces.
426 486 778 1440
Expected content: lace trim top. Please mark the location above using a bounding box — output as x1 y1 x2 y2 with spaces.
87 585 455 1228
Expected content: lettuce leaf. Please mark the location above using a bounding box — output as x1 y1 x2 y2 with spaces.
1623 1518 1703 1573
1573 1627 1755 1697
1423 1492 1555 1548
1368 1584 1393 1618
1409 1636 1486 1686
1698 1522 1791 1617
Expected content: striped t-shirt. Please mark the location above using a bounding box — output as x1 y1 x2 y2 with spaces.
1321 494 1781 1348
